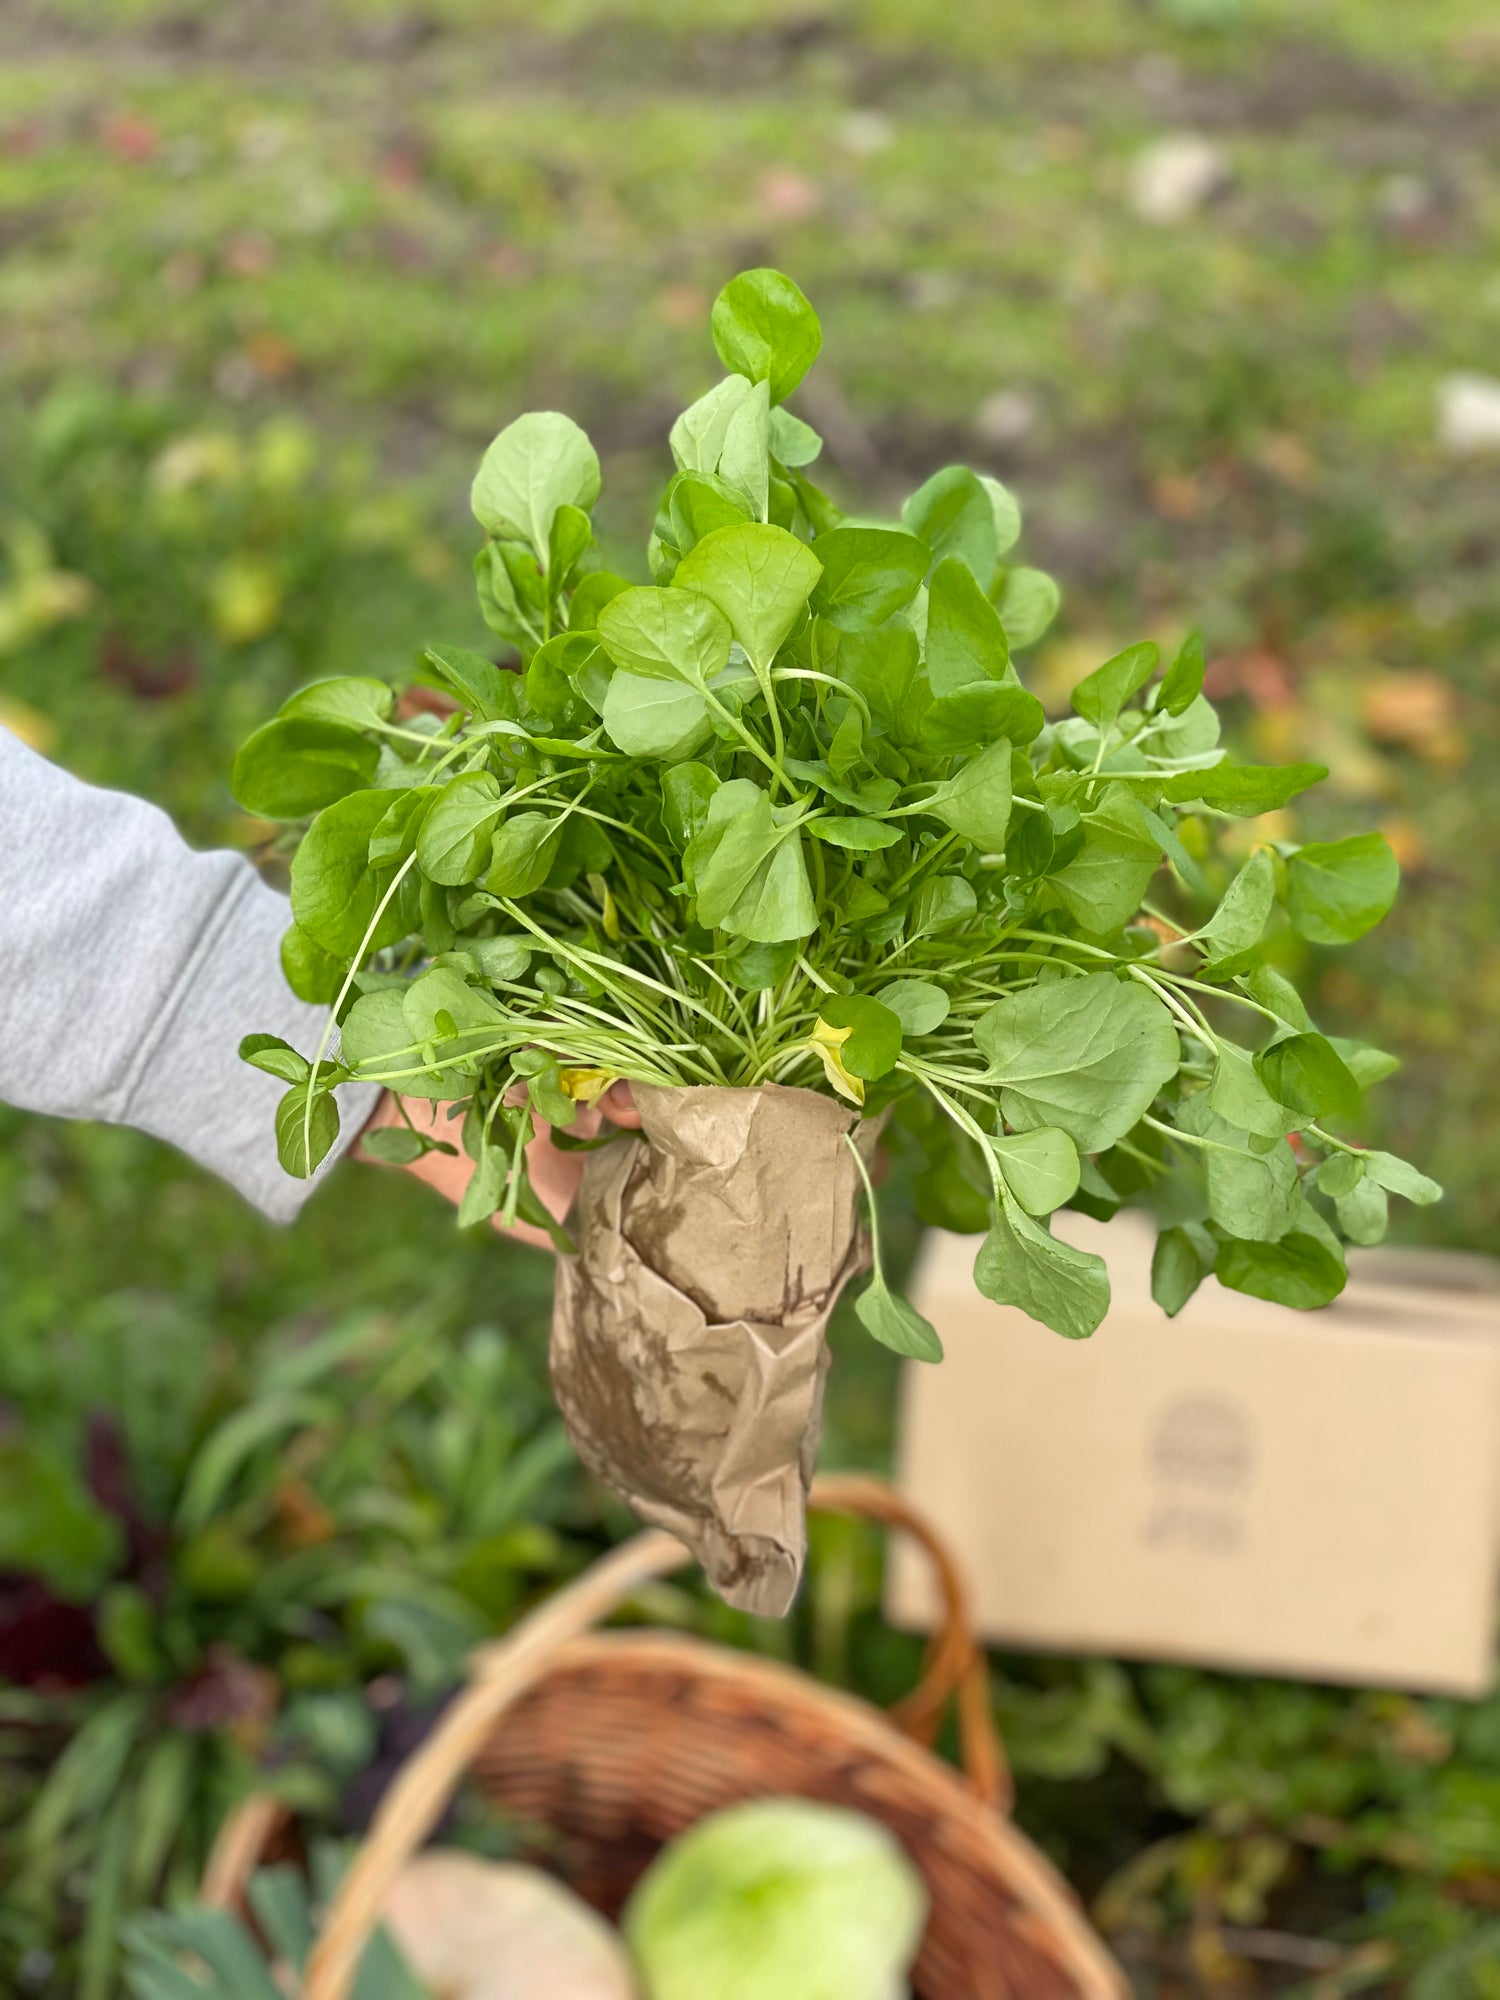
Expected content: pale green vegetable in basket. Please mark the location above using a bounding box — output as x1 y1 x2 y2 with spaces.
625 1798 927 2000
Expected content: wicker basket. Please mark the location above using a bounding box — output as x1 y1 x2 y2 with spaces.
205 1474 1125 2000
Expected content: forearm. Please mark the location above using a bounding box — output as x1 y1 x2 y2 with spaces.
0 728 378 1219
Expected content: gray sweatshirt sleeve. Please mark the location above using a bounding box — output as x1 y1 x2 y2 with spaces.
0 726 380 1221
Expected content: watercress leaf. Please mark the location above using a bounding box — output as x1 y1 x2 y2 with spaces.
547 501 594 582
280 677 394 729
402 967 504 1049
821 621 928 743
974 1198 1110 1339
1209 1042 1303 1139
901 466 998 583
422 643 520 723
666 472 754 558
1196 848 1276 967
602 671 712 760
1151 1222 1217 1317
1336 1177 1389 1246
711 267 822 404
914 1150 992 1234
855 1279 944 1362
714 376 771 520
672 521 822 674
993 565 1060 649
275 1082 339 1179
232 716 380 820
338 988 419 1075
485 812 565 899
1286 832 1400 945
280 923 345 1004
910 873 977 934
1158 629 1205 716
1048 783 1164 934
1215 1231 1346 1310
474 542 529 644
979 474 1022 559
808 527 929 631
524 632 599 728
1246 962 1311 1032
923 738 1013 851
471 411 601 559
1315 1151 1365 1198
670 375 759 477
369 786 437 867
1177 1092 1301 1242
1330 1037 1400 1089
817 994 903 1080
924 557 1013 694
358 1124 427 1165
597 584 732 687
290 788 411 957
875 978 950 1036
468 936 531 984
661 761 722 850
1164 762 1329 816
1363 1150 1443 1205
1255 1031 1362 1119
687 779 778 910
920 681 1043 755
806 815 902 850
457 1143 507 1228
994 1127 1081 1216
568 569 632 630
723 830 816 943
768 404 823 467
725 938 798 990
781 755 899 813
416 773 505 886
1071 641 1159 734
239 1034 311 1086
974 971 1180 1152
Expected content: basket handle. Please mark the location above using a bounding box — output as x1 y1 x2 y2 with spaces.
285 1474 1001 2000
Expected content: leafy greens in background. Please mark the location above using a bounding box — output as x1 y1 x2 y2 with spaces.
233 269 1435 1349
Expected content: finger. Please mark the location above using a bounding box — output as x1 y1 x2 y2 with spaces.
600 1080 642 1128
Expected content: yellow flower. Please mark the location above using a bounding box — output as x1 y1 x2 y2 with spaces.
558 1066 617 1105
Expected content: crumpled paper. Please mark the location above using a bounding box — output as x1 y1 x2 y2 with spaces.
550 1083 879 1616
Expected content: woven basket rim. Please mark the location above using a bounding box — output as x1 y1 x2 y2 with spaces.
486 1627 1124 1998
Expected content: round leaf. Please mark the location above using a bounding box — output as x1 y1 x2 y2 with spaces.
711 268 823 404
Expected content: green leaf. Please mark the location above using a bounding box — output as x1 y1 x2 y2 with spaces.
1286 832 1400 944
0 1437 121 1597
711 267 822 404
855 1279 944 1362
923 739 1013 851
471 411 601 559
280 923 344 1004
358 1124 426 1165
875 978 950 1035
669 375 761 478
910 873 977 934
1164 761 1329 816
422 643 520 723
280 676 395 730
1335 1176 1389 1246
994 565 1060 649
820 621 927 744
1196 848 1275 967
416 773 504 886
1071 641 1158 734
602 670 712 760
469 935 532 983
486 812 564 899
524 631 598 727
402 966 504 1045
687 780 815 941
290 789 410 958
231 716 379 820
369 786 437 867
1208 1043 1303 1139
921 680 1044 755
1255 1031 1362 1119
1158 630 1205 716
974 1198 1111 1339
806 815 902 850
665 471 756 559
924 558 1013 694
672 521 822 674
994 1126 1081 1216
817 994 903 1080
1048 783 1164 934
597 585 732 687
1246 962 1310 1032
275 1082 340 1179
901 465 998 582
974 971 1180 1153
1363 1150 1443 1205
1215 1232 1346 1310
768 405 822 466
808 527 929 630
979 474 1021 559
1315 1150 1364 1198
713 377 771 520
1151 1222 1217 1317
569 569 632 630
548 500 594 580
457 1144 507 1228
239 1034 310 1086
1177 1093 1301 1242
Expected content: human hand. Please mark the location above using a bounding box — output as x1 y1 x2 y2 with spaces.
358 1082 641 1249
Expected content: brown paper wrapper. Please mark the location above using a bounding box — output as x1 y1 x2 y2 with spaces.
550 1083 879 1616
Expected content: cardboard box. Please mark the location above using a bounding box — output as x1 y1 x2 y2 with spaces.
889 1214 1500 1696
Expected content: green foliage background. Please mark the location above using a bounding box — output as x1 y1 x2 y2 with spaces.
2 1 1499 1992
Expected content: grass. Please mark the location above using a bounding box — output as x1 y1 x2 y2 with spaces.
3 0 1500 1989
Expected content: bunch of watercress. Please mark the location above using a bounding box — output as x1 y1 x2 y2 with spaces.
233 269 1437 1356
